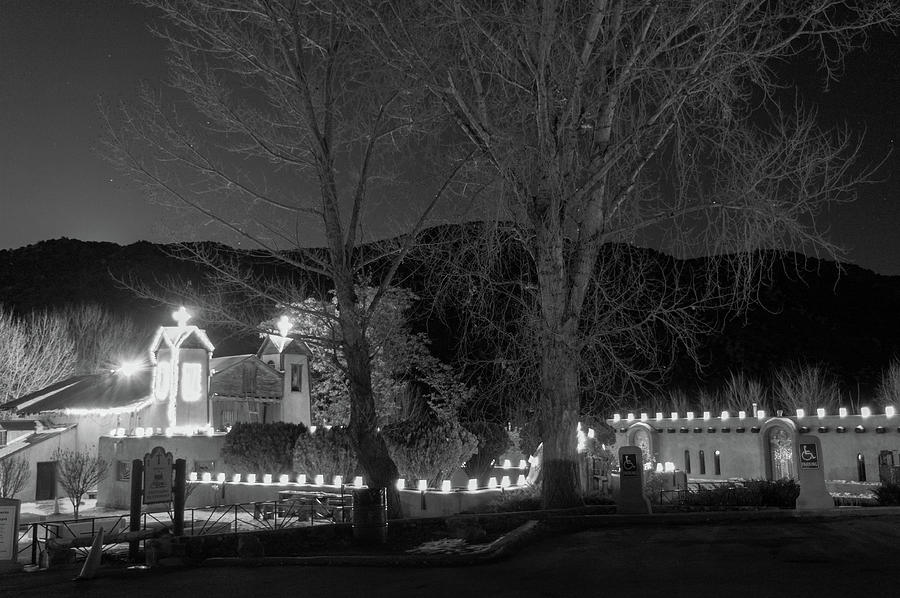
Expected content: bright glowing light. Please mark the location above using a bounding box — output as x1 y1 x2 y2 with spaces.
247 474 257 484
297 474 307 485
518 459 528 469
217 473 226 483
656 463 664 473
172 306 191 327
202 472 212 482
165 427 174 437
441 480 452 493
613 414 621 423
488 476 498 489
817 408 826 418
189 472 198 481
180 362 202 402
333 475 342 486
154 363 171 401
353 476 363 487
279 474 289 484
738 411 746 419
664 462 675 473
626 413 635 422
839 407 848 418
314 474 324 485
796 409 805 418
232 474 241 483
500 476 511 488
703 411 710 421
395 478 406 491
263 474 273 484
468 479 478 491
656 413 664 421
417 479 428 492
134 427 145 438
757 410 766 419
861 406 872 418
721 411 729 421
640 413 648 421
115 428 126 437
587 428 595 440
309 426 317 434
503 459 512 468
277 315 292 338
886 406 896 418
118 361 141 377
516 474 526 486
686 412 695 421
671 412 679 420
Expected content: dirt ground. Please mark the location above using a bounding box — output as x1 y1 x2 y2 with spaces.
5 512 900 598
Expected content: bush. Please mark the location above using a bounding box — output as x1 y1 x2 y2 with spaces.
222 422 307 476
874 483 900 505
383 416 478 487
684 479 800 508
463 422 511 480
481 484 543 513
292 426 359 480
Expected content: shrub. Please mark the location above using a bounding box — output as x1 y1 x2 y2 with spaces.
383 416 478 487
684 479 800 508
874 483 900 505
480 484 542 513
222 422 307 476
463 422 511 480
292 426 359 480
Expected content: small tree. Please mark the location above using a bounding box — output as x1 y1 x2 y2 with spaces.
0 456 30 499
54 449 109 519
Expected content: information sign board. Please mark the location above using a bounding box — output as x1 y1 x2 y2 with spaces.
799 442 819 469
143 446 174 504
0 498 21 564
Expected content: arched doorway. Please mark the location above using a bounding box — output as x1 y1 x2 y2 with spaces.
632 427 652 466
766 426 795 480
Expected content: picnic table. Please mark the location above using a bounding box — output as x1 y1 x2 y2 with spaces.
254 490 352 524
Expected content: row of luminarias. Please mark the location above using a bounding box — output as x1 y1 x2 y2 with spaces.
612 405 898 423
186 471 529 492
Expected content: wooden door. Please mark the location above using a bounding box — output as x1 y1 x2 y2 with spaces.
35 461 57 500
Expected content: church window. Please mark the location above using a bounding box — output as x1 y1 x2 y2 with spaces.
181 362 202 402
291 363 303 392
154 362 170 401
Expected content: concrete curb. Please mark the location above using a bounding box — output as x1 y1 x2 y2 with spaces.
201 520 542 568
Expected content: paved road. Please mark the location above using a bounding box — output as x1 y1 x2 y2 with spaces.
6 515 899 597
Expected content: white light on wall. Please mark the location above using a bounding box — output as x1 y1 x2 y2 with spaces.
503 459 512 468
656 463 664 473
263 474 273 484
587 428 595 440
500 476 511 488
738 411 746 419
202 472 212 482
417 479 428 492
165 427 174 437
279 474 289 484
703 411 711 421
468 479 478 491
232 474 241 483
441 480 452 493
247 474 257 484
721 411 729 421
613 414 621 423
314 474 324 485
757 410 766 419
671 412 679 420
817 408 826 418
297 474 307 485
640 413 648 421
189 472 198 481
664 462 675 473
154 363 171 402
395 479 406 491
516 474 526 486
354 476 364 487
181 362 203 402
217 473 226 483
686 412 695 421
796 409 805 418
839 407 848 418
518 460 528 469
134 427 145 438
626 413 635 422
656 413 664 421
861 407 872 418
488 476 498 489
887 406 896 418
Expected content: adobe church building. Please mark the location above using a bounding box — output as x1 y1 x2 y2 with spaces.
608 407 900 485
0 308 312 503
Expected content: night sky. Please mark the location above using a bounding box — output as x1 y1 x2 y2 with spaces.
1 2 899 273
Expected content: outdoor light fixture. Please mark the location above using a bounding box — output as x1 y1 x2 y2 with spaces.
796 409 805 418
354 476 364 487
333 475 342 486
686 412 695 421
664 462 675 473
613 414 621 423
887 406 896 417
656 413 664 421
189 472 198 481
703 412 711 420
500 476 511 488
264 474 273 484
738 411 746 419
232 474 241 483
296 474 306 485
817 408 826 418
441 480 452 493
247 474 257 484
627 413 635 421
503 459 512 468
309 426 317 434
516 475 526 485
202 472 211 482
279 474 289 484
640 413 648 421
117 360 141 377
839 408 848 417
314 474 324 485
861 407 872 418
468 479 478 491
671 412 678 420
721 411 729 421
518 460 528 469
395 479 406 491
217 473 226 483
488 476 498 488
417 479 428 492
757 410 766 419
656 463 664 473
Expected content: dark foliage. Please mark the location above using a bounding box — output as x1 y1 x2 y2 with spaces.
874 483 900 505
684 479 800 508
221 422 307 476
462 422 511 480
292 426 359 480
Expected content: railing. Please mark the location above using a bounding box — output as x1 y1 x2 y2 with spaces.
17 491 352 566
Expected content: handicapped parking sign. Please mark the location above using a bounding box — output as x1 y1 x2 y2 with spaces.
621 452 640 477
799 443 818 469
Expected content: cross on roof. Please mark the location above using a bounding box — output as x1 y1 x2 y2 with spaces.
172 306 191 328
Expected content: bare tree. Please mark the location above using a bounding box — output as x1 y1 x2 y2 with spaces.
344 0 900 507
54 449 109 519
0 307 74 405
61 304 153 374
103 1 472 513
0 456 30 499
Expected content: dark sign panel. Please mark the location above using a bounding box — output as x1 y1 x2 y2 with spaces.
799 443 819 469
621 452 640 477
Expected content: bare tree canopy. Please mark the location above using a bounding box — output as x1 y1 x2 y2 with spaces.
0 456 30 499
339 0 900 507
55 449 110 519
